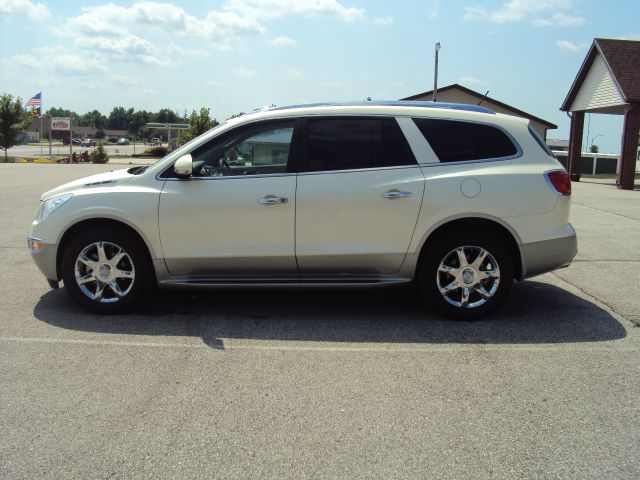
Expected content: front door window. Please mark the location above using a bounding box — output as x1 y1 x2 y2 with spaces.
191 121 295 177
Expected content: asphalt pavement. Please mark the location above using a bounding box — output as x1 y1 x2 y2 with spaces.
0 164 638 479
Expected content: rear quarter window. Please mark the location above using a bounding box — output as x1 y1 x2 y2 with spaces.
413 118 518 162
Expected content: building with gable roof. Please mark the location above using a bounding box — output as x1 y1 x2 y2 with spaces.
401 83 557 140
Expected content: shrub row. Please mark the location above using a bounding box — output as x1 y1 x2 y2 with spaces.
143 146 168 157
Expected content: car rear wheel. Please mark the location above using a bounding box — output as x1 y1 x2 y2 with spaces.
419 230 513 320
61 227 152 313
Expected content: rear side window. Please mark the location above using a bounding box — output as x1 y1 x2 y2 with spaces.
413 118 518 162
302 117 416 172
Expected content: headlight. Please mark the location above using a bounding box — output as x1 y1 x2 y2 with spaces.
36 193 73 222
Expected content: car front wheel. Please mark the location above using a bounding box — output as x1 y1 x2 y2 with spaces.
61 227 152 313
419 230 513 320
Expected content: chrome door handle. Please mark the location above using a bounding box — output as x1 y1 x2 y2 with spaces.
381 190 412 199
258 195 288 205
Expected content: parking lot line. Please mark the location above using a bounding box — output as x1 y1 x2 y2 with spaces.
1 335 637 353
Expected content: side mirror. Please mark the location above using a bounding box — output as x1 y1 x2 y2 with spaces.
174 154 193 178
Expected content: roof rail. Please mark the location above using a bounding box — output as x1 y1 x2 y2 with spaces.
268 100 495 114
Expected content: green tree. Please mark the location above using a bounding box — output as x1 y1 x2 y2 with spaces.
154 108 180 124
181 107 219 143
90 141 109 164
45 107 80 125
107 106 133 130
129 110 151 136
589 144 599 153
80 109 107 129
0 93 30 161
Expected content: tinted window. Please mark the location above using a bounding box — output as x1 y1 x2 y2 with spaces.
190 121 295 177
413 118 518 162
302 118 416 172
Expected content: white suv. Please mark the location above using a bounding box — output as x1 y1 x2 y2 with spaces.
28 101 577 319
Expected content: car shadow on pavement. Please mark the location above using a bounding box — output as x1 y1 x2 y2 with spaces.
34 280 627 347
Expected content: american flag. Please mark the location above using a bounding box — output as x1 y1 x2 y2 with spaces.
27 92 42 107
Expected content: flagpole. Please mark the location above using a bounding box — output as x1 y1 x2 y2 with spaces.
39 90 43 148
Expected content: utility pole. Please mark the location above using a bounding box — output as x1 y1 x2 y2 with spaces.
433 42 441 102
48 116 52 158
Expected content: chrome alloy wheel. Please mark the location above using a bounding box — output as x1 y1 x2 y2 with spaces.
74 241 135 303
436 246 501 309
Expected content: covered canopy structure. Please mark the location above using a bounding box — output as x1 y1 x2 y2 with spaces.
561 38 640 190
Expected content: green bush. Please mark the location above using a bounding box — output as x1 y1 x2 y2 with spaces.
143 146 168 157
90 142 109 164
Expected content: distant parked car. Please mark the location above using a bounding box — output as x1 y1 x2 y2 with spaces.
151 138 162 146
80 139 96 147
116 138 130 146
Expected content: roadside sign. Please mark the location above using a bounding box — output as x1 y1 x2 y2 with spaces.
51 117 71 131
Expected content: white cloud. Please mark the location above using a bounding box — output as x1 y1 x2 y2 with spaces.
233 67 257 78
224 0 365 22
619 33 640 40
137 54 176 67
428 0 440 19
14 0 365 77
7 53 40 68
557 40 578 52
54 2 268 69
532 11 585 27
64 2 263 42
51 54 106 73
187 10 265 41
459 75 489 87
269 35 298 46
69 33 177 66
76 35 175 67
0 0 48 19
6 49 104 74
373 16 393 26
464 0 585 27
285 67 303 78
167 43 211 59
80 35 153 57
557 40 589 53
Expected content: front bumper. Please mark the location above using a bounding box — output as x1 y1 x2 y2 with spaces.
29 237 59 283
520 226 578 279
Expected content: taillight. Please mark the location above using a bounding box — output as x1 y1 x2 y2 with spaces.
545 170 571 195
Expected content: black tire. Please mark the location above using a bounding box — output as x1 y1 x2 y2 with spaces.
61 226 153 313
419 229 513 320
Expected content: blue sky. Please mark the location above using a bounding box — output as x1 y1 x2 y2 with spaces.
1 0 638 152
